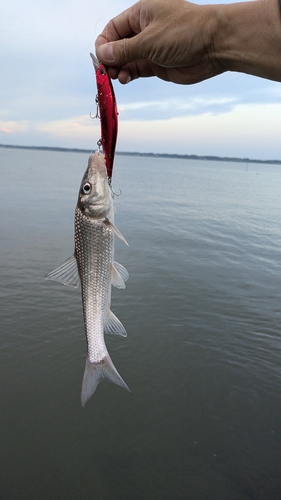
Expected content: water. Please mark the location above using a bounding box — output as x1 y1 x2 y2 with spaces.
1 147 281 499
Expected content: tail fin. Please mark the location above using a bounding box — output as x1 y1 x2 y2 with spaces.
81 354 132 407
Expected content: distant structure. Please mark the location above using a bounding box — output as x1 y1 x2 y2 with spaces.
0 144 280 165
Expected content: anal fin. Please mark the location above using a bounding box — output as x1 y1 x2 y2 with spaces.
105 310 127 337
111 262 129 289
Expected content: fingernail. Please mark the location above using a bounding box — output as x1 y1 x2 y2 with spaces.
100 43 114 63
126 75 131 84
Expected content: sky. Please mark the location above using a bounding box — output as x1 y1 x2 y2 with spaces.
1 0 281 160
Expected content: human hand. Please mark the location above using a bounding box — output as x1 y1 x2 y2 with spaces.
95 0 224 85
95 0 281 85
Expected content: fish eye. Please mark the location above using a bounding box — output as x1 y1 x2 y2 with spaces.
82 183 91 194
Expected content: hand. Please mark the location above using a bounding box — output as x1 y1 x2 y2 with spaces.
95 0 281 85
95 0 224 85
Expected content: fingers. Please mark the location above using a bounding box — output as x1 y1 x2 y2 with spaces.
95 2 142 59
107 60 157 84
96 28 152 69
95 1 158 70
96 3 140 44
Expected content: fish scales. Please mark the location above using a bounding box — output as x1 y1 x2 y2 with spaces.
75 206 113 363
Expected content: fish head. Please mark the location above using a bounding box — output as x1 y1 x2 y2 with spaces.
77 152 112 219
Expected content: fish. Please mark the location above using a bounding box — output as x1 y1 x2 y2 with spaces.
46 151 131 406
90 52 118 183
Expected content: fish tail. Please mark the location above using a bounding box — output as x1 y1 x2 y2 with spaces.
81 354 132 406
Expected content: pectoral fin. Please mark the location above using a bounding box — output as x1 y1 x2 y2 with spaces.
104 218 128 246
45 255 80 288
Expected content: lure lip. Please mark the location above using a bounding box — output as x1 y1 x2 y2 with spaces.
90 52 99 71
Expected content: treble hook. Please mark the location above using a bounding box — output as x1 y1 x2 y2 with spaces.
110 185 122 197
90 95 100 119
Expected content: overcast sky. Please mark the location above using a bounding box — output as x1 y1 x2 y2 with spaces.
1 0 281 160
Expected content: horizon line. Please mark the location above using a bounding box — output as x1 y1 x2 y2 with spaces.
0 143 280 166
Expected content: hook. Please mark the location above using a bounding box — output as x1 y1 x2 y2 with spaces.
90 95 100 119
110 185 122 197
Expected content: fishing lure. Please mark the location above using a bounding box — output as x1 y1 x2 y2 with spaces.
90 52 118 183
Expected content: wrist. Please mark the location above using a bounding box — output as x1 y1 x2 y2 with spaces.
210 0 281 81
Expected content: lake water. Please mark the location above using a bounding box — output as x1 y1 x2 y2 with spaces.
0 147 281 499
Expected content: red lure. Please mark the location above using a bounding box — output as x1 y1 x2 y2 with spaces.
90 53 118 183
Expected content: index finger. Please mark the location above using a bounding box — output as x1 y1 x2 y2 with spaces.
95 3 141 50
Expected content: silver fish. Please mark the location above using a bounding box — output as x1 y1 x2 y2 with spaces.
46 151 131 406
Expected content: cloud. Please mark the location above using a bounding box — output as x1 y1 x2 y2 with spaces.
116 71 281 121
0 121 30 134
118 95 238 120
37 115 100 140
1 0 133 54
0 114 100 148
117 102 281 160
1 100 280 161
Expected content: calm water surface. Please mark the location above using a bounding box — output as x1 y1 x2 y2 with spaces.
0 148 281 499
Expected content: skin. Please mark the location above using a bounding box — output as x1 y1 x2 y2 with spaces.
95 0 281 85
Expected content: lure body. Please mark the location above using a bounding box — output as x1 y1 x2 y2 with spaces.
90 53 118 182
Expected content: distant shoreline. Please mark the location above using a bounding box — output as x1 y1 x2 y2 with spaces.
1 143 280 165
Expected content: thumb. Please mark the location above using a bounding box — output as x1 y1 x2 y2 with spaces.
96 34 149 67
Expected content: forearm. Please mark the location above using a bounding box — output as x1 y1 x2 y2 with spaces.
210 0 281 81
